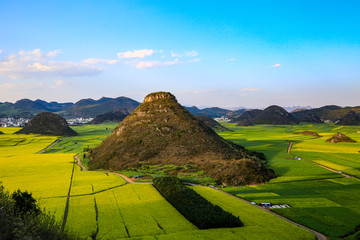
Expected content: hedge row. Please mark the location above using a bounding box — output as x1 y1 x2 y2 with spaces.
153 177 243 229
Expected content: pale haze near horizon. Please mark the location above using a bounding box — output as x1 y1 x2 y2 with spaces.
0 1 359 109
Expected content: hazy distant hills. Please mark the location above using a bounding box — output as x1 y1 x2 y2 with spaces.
185 106 232 118
58 97 140 118
0 97 140 119
291 105 360 123
230 106 298 125
1 96 359 125
88 110 129 124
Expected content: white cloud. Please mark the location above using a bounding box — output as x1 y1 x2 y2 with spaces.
117 49 154 59
241 88 260 92
83 58 118 65
51 79 65 88
185 51 198 57
188 58 200 63
271 63 281 68
0 49 108 79
0 49 3 54
171 50 198 58
136 59 180 69
226 58 236 62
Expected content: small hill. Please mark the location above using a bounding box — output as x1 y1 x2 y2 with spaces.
296 131 321 137
337 111 360 126
15 112 78 136
195 115 232 132
301 113 323 123
230 107 297 125
250 106 298 125
89 110 129 124
230 109 261 123
88 92 276 185
326 133 356 143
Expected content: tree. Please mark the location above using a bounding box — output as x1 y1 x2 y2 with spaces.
11 189 40 216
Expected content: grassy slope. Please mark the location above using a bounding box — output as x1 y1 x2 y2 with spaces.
220 122 360 238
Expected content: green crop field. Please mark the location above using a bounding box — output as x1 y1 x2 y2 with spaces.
220 123 360 238
1 122 359 239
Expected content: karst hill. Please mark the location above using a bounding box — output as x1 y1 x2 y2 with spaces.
89 110 129 124
15 112 78 136
231 106 298 125
88 92 275 185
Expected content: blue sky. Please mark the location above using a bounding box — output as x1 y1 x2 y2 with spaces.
0 0 359 108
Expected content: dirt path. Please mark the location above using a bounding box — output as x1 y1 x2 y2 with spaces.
212 188 327 240
36 138 61 154
73 155 151 184
287 141 293 154
74 154 87 171
287 141 351 178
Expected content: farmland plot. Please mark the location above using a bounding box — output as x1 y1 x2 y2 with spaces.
66 184 196 239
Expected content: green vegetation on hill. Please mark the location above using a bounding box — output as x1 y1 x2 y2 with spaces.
88 110 128 124
153 177 242 229
15 112 78 136
88 92 275 185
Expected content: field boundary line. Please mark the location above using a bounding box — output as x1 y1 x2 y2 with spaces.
211 187 327 240
36 138 61 154
61 154 77 231
287 141 352 178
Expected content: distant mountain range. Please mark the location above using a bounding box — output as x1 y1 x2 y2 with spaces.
0 97 359 125
0 97 140 119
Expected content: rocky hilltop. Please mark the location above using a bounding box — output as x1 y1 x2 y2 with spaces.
15 112 78 136
88 92 275 185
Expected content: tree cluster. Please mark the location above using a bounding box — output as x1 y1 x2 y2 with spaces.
153 177 243 229
0 185 81 240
